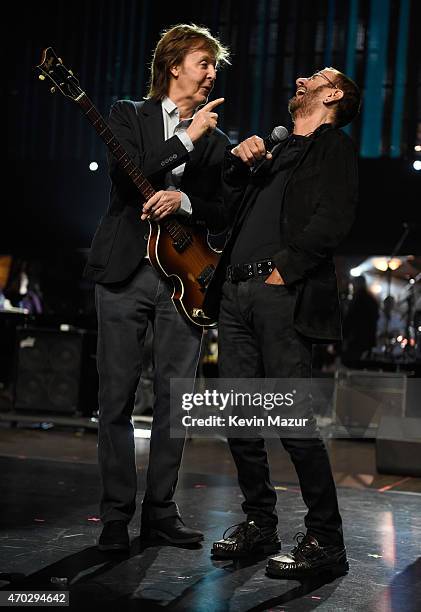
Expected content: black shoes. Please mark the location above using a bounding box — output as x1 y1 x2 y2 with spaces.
266 532 349 579
98 520 130 552
211 521 281 559
98 516 203 551
140 516 204 545
97 520 348 580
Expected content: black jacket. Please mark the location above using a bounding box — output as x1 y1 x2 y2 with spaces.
84 98 230 284
204 125 359 342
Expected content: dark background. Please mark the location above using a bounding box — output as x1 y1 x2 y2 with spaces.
5 0 421 256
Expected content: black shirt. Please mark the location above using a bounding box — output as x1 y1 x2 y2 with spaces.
230 135 308 265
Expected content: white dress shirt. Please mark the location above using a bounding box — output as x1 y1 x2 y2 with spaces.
161 96 195 216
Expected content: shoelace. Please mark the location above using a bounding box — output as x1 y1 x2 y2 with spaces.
291 531 328 562
222 521 261 543
291 531 306 551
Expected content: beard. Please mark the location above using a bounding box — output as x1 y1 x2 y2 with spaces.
288 86 325 120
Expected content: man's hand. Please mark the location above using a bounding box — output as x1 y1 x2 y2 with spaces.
141 190 181 221
232 135 273 167
186 98 224 142
264 268 285 285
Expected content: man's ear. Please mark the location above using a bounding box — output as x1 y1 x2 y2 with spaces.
324 89 344 106
170 64 179 78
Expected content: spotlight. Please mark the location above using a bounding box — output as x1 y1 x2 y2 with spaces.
372 257 401 272
414 145 421 152
372 258 389 272
388 258 402 271
350 268 361 277
370 283 382 294
413 160 421 171
89 161 99 171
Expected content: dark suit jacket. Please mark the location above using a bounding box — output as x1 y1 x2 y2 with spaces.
203 124 359 342
84 98 230 284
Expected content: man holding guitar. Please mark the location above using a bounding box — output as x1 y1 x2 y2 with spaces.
84 24 230 552
204 68 360 579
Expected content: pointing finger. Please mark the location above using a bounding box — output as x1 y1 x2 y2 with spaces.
201 97 224 112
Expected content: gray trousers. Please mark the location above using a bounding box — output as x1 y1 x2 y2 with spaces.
95 262 202 523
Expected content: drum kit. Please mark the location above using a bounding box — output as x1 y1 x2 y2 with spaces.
364 221 420 364
374 266 420 364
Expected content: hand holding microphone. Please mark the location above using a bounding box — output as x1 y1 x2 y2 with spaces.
231 135 269 167
232 126 289 167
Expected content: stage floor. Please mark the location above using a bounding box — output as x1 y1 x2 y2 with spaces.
1 433 420 611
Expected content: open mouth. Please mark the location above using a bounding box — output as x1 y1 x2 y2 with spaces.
296 87 306 97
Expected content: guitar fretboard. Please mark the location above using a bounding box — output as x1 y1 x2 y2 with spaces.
77 93 188 241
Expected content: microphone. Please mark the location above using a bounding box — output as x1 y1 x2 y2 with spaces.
263 125 289 152
251 125 289 174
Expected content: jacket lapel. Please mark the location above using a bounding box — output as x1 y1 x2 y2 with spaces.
139 98 165 147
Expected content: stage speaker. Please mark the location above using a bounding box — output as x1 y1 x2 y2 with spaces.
376 416 421 477
13 327 92 415
333 369 406 436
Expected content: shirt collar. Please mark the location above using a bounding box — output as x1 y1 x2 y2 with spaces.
313 122 334 136
162 96 179 116
162 96 199 122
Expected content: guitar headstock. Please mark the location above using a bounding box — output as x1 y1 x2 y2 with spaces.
36 47 84 101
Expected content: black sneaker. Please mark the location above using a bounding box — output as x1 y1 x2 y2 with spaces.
140 516 204 545
98 520 129 552
266 532 349 579
211 521 281 559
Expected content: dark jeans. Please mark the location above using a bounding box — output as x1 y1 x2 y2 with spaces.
96 262 202 523
218 278 344 545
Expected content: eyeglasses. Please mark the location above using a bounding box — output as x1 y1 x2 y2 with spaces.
309 71 338 89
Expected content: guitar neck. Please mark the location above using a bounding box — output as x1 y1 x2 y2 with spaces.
36 48 183 234
77 93 155 202
76 92 185 239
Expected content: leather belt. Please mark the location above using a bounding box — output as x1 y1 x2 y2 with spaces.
226 258 275 282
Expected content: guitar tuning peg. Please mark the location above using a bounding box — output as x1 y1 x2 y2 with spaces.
69 70 73 75
50 86 56 93
58 57 63 63
38 74 45 81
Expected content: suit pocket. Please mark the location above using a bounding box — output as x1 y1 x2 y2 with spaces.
87 215 121 269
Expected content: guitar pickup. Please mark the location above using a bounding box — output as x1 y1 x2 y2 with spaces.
173 234 193 253
197 265 215 288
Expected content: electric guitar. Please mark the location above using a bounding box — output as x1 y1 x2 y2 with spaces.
36 47 220 328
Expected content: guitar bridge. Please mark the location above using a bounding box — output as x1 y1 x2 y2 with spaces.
197 265 215 288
